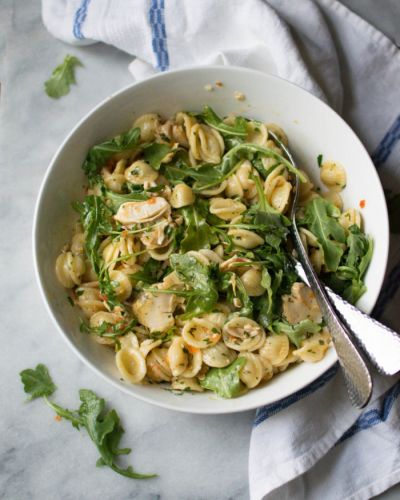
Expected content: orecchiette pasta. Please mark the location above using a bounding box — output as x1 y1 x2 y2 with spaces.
225 160 258 201
116 347 147 383
56 106 373 399
170 183 195 208
209 197 246 220
320 160 346 191
223 317 266 352
134 113 159 142
125 160 158 185
339 208 362 230
182 318 221 349
189 123 225 164
55 252 86 288
239 353 264 389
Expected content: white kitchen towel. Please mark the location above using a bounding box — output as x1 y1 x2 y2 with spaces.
41 1 400 499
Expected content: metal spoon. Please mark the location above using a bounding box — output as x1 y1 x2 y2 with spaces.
269 131 373 408
295 262 400 377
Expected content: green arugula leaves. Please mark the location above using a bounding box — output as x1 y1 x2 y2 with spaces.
45 54 83 99
272 320 322 348
20 364 57 400
142 143 171 169
19 364 156 480
180 200 219 252
83 127 141 185
299 197 345 272
200 358 246 398
200 106 248 137
169 253 218 319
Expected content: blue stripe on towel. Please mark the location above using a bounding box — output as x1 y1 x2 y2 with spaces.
372 259 400 319
73 0 91 40
371 115 400 167
254 364 339 427
148 0 170 71
337 381 400 443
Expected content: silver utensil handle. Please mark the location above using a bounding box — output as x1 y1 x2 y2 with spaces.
295 262 400 376
292 226 373 407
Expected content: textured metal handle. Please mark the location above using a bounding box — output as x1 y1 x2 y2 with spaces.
295 262 400 376
292 226 373 407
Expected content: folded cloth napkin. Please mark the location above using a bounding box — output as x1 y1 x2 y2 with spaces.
42 0 400 498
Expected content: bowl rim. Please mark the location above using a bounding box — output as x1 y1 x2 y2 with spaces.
32 65 390 414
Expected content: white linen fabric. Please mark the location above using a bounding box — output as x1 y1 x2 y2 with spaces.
41 0 400 498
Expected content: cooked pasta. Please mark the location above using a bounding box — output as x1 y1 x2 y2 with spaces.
55 106 372 399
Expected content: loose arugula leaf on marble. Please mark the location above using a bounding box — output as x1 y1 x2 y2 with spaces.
20 364 57 400
298 197 346 272
169 253 218 319
180 199 219 252
82 127 141 185
200 106 248 137
44 54 83 99
142 143 171 170
19 364 156 480
271 319 322 348
200 358 246 398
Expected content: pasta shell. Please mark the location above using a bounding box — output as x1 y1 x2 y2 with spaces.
114 197 170 225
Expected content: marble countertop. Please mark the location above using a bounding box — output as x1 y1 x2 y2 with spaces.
1 1 399 499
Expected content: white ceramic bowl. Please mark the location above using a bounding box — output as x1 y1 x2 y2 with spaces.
33 66 389 414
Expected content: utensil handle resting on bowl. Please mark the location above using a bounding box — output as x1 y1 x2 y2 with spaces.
269 129 373 408
292 225 373 407
295 262 400 376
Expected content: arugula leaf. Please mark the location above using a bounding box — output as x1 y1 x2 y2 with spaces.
165 143 306 192
44 54 82 99
272 320 321 348
346 225 373 278
19 365 156 479
317 154 323 167
73 196 122 309
73 195 113 273
20 364 57 400
82 127 141 185
201 106 248 137
298 197 345 272
169 253 218 319
180 200 219 252
143 143 171 170
200 358 246 398
104 189 148 211
218 271 253 317
131 258 163 285
323 225 373 304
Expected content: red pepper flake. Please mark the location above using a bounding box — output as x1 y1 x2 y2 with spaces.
54 415 62 422
359 199 366 209
99 293 108 302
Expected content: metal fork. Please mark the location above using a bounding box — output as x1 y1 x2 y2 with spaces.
269 131 373 407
